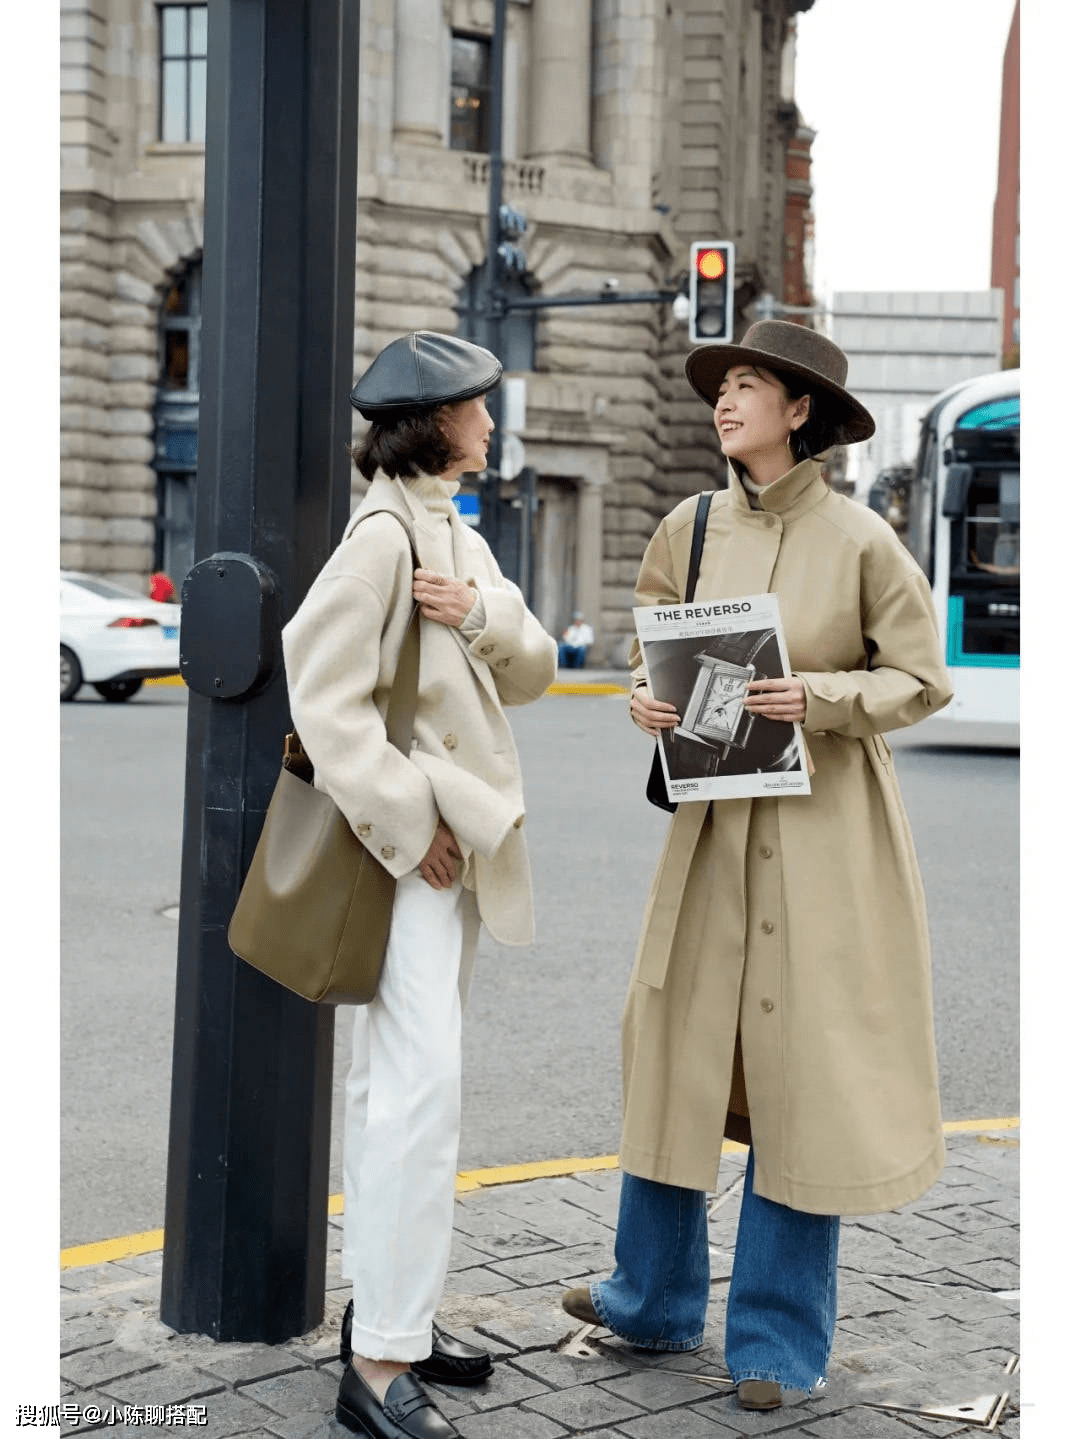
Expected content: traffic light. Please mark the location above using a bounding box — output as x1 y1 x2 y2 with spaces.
689 241 734 343
497 203 528 275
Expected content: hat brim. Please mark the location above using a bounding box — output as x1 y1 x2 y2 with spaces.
685 344 876 446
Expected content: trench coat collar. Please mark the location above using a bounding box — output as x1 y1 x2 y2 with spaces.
726 458 828 520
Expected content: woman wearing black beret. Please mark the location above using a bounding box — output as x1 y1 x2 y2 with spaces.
283 332 557 1439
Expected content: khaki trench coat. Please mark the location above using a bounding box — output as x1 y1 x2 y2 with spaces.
281 473 557 946
620 459 954 1216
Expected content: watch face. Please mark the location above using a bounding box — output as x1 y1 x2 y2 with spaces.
692 664 753 744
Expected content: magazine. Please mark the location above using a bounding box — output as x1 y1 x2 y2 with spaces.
633 592 811 802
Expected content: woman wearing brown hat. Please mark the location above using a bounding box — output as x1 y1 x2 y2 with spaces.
561 321 953 1412
283 332 557 1439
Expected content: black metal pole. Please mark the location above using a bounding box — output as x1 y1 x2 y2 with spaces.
159 0 360 1343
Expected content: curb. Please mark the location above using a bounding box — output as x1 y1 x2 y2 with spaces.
60 1119 1018 1272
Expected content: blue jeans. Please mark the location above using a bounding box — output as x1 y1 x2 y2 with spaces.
590 1149 839 1392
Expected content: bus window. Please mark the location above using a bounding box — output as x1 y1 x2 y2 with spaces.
959 469 1019 579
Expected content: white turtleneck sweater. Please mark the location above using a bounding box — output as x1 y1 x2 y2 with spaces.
403 472 487 638
400 472 488 887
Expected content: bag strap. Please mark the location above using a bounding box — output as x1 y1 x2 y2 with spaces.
684 491 713 603
356 508 422 758
288 506 423 769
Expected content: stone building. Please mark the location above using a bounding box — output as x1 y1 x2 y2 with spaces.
61 0 816 665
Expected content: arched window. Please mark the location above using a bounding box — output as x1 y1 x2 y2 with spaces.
152 259 202 588
455 264 536 373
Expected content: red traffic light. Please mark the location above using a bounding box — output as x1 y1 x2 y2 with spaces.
695 248 727 281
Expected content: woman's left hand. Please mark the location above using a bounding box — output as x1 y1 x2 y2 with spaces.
744 676 807 723
413 569 476 628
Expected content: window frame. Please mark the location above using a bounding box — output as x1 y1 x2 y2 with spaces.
449 30 493 155
158 3 208 145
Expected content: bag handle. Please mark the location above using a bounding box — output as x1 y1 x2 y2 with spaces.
684 490 713 603
289 506 423 770
362 508 422 758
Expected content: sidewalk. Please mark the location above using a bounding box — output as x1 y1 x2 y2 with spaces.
57 1126 1019 1438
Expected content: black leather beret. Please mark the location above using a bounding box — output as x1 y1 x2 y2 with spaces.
349 331 503 421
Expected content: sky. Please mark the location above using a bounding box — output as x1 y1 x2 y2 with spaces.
794 0 1017 299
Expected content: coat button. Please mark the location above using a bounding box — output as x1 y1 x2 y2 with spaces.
761 998 775 1013
760 920 774 934
763 514 776 528
443 733 458 750
381 845 395 860
479 644 495 656
496 657 510 669
759 845 773 859
356 822 372 837
513 815 524 829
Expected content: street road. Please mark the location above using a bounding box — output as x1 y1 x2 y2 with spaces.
60 683 1018 1247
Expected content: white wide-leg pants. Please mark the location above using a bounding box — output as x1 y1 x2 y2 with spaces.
341 869 481 1360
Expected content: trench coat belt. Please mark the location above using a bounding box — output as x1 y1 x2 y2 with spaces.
636 802 711 990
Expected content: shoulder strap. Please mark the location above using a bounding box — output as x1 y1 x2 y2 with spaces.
350 507 422 758
684 491 713 603
290 508 422 768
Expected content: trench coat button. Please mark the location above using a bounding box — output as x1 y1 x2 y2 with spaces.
763 514 776 528
356 822 372 837
496 657 510 669
443 733 458 750
381 845 395 860
760 919 774 934
759 845 773 859
513 815 524 829
761 998 775 1013
479 644 495 656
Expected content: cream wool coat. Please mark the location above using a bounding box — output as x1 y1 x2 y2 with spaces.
621 459 954 1216
281 472 557 946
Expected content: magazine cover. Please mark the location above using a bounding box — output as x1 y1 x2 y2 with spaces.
633 593 812 802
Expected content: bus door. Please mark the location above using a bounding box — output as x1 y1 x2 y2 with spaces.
940 415 1019 669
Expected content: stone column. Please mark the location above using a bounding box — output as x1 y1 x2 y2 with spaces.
527 0 591 163
576 477 604 651
393 0 444 145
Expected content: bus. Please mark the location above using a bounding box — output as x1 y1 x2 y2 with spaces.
903 369 1019 739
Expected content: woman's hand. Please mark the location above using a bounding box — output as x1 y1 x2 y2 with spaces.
744 676 807 723
419 823 463 890
413 569 476 628
630 687 681 737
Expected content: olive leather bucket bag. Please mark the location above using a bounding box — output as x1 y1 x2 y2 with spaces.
227 510 421 1004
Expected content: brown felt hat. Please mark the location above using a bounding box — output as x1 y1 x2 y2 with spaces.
685 319 875 445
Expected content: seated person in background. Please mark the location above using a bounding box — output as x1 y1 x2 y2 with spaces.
558 611 594 669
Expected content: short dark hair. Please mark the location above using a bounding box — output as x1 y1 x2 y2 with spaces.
350 407 454 482
766 367 842 460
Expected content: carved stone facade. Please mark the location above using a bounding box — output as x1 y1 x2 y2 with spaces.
61 0 815 664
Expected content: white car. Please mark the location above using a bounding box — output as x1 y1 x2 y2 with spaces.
60 571 182 702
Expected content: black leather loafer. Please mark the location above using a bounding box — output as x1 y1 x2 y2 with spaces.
336 1363 459 1438
340 1300 493 1386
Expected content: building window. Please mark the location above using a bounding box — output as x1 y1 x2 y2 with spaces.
450 33 491 153
159 4 208 143
153 261 203 586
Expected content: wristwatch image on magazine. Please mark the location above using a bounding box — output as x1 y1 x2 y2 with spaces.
674 631 773 755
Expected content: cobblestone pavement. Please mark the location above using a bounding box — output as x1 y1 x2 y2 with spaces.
56 1129 1019 1438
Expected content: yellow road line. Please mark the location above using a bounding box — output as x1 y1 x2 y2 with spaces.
147 676 628 695
61 1119 1018 1271
942 1116 1019 1133
547 682 628 696
62 1227 166 1271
